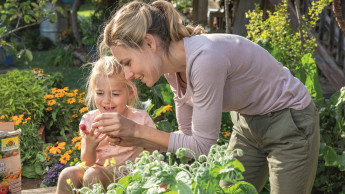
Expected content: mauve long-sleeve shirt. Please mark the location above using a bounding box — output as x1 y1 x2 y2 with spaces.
165 34 311 157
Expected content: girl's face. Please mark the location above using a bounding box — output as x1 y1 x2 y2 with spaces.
94 75 133 116
110 44 162 87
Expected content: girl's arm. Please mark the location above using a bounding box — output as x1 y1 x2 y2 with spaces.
80 127 106 166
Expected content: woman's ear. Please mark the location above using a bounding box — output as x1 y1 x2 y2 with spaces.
144 34 157 52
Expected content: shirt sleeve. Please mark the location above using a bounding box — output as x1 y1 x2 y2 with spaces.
143 112 157 129
168 53 228 157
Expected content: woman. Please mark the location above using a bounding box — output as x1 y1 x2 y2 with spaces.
92 1 320 193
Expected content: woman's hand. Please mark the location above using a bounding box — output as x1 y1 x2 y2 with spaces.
91 113 139 146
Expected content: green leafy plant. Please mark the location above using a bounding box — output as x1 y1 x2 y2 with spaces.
0 68 64 125
0 69 46 124
245 0 331 72
245 1 345 192
74 144 257 193
46 47 77 67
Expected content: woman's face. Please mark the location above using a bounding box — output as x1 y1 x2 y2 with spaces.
95 75 132 116
110 44 162 87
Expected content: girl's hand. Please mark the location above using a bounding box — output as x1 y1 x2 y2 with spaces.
91 113 139 146
80 124 107 149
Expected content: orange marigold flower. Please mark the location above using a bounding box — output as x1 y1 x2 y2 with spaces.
0 115 5 119
162 105 173 113
74 158 78 162
66 93 74 97
44 146 51 154
78 98 85 103
44 94 54 100
46 107 52 111
47 100 56 106
221 131 231 138
71 136 81 143
49 142 66 155
73 142 81 150
79 107 88 113
60 153 71 164
67 98 76 104
55 93 64 98
51 88 58 94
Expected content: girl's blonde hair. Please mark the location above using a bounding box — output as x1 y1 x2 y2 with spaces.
85 56 139 109
99 0 204 56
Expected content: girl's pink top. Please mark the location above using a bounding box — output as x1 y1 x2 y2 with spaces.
79 107 155 169
164 34 312 157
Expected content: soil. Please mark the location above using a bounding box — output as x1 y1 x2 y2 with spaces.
21 177 43 190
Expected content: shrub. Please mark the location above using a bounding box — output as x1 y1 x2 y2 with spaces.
0 69 46 124
42 87 87 141
0 68 65 126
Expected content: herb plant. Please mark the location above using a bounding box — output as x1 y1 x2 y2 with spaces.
74 144 257 194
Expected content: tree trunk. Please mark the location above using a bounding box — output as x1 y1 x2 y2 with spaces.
192 0 208 25
72 0 84 49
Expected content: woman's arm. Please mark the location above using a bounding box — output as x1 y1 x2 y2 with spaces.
92 113 170 151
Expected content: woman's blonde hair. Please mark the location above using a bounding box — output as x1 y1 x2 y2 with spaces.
85 56 139 110
99 0 204 56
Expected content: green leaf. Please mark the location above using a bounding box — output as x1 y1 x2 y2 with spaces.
224 181 257 194
25 49 33 61
22 165 40 178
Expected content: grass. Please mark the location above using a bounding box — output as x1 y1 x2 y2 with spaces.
12 50 90 90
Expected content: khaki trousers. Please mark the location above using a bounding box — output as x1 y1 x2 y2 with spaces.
223 102 320 194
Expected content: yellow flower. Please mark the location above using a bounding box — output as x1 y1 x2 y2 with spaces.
66 150 72 154
63 87 69 91
0 115 4 119
73 89 78 95
51 88 58 94
67 98 76 104
162 105 173 113
71 136 81 143
74 158 78 162
46 107 52 111
104 159 109 167
110 158 116 167
73 142 81 150
45 157 50 161
66 93 74 97
44 146 51 154
55 93 64 98
47 100 56 106
78 98 85 103
79 161 86 171
221 131 231 138
72 114 78 118
49 142 66 155
79 107 88 113
60 153 71 164
66 178 72 185
44 94 54 100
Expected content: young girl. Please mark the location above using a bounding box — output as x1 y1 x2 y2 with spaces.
56 56 156 194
